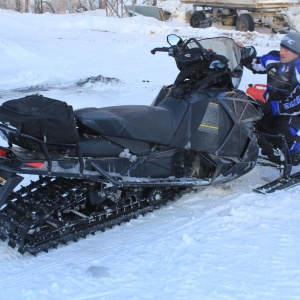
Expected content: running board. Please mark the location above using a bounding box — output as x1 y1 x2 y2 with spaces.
91 162 211 188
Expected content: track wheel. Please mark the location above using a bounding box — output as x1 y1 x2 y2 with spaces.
86 184 122 211
236 14 255 32
190 11 205 28
148 188 165 208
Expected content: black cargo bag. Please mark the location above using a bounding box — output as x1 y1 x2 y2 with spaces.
0 94 80 152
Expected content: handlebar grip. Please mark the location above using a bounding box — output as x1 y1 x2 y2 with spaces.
211 53 229 64
151 47 169 55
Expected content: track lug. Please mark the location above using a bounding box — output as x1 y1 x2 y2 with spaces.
8 240 16 249
0 177 186 255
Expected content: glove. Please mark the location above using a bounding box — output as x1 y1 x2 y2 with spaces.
240 46 257 66
263 101 280 116
263 102 273 114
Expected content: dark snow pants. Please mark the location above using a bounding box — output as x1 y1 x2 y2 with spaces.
256 113 300 153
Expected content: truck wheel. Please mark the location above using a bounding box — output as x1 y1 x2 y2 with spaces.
236 14 255 32
190 11 205 28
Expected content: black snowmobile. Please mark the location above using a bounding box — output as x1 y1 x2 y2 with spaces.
0 35 277 254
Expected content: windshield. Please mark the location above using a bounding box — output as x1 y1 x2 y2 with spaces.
183 36 243 88
189 36 241 73
169 35 243 88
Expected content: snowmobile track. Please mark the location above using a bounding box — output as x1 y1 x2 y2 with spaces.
0 176 184 255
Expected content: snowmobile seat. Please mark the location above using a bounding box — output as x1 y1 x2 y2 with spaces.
74 104 179 146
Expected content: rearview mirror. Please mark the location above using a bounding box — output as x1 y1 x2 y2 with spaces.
241 46 257 66
167 34 183 46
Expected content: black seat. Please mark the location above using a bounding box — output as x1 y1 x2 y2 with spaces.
75 105 175 145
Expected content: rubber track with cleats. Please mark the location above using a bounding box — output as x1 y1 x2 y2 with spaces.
0 176 184 255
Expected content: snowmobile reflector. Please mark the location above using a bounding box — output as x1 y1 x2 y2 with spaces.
25 162 45 168
0 147 15 158
0 149 7 157
0 176 7 184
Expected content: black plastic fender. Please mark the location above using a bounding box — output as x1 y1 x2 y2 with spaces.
0 170 23 207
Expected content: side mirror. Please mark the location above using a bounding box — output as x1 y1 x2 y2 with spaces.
167 34 183 46
240 46 257 66
231 65 243 89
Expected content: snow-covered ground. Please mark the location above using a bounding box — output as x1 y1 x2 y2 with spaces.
1 7 300 300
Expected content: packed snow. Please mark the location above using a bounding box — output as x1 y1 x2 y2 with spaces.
1 6 300 300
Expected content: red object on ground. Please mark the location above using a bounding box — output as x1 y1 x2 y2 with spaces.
246 84 267 104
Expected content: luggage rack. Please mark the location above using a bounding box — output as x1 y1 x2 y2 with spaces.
0 123 85 175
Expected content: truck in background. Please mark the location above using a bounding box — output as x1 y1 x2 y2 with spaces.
180 0 300 32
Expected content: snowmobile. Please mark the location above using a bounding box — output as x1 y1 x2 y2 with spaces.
0 34 288 255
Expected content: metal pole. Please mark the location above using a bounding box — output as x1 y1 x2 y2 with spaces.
25 0 29 12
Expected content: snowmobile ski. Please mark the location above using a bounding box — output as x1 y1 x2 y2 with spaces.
253 171 300 194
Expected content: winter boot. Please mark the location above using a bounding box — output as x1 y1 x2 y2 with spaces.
290 150 300 166
267 148 284 165
258 135 274 156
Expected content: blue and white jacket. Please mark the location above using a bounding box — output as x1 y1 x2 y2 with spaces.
245 50 300 116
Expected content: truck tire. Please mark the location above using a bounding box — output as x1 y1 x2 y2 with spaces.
190 11 205 28
236 14 255 32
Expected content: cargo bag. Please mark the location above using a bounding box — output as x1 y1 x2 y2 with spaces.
0 94 80 152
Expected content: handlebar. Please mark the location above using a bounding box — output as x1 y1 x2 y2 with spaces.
182 38 206 56
151 38 228 65
186 38 228 64
150 35 242 89
151 47 169 55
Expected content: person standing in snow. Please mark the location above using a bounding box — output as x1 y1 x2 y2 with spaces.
240 32 300 165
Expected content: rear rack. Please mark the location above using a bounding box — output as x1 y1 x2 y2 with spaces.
0 123 85 174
